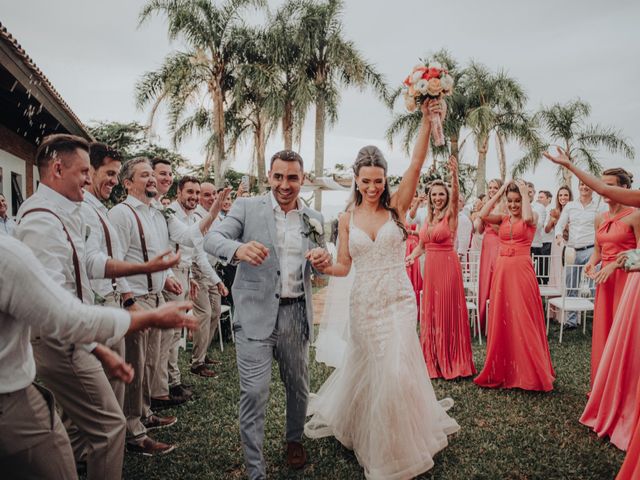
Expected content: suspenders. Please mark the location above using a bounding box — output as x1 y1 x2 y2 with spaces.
123 203 153 293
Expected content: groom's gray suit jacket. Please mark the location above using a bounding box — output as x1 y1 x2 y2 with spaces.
203 194 323 341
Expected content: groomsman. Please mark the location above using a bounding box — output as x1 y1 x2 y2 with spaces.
0 235 195 479
14 135 178 478
0 193 16 235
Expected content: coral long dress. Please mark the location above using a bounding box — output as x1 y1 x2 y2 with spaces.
405 224 423 314
419 215 476 380
474 217 556 391
580 271 640 450
478 222 500 333
590 208 637 385
616 382 640 479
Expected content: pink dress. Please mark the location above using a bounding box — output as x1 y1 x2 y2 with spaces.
474 217 555 391
590 209 636 386
478 222 500 333
580 271 640 450
405 224 423 315
419 216 476 379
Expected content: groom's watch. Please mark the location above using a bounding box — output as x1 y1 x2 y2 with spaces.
122 297 136 309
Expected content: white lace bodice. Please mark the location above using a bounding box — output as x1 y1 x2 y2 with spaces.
349 215 407 275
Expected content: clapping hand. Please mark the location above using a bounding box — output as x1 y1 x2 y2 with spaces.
306 247 332 272
164 276 183 295
151 300 197 330
145 249 181 274
235 241 269 266
543 147 572 168
93 345 134 384
189 279 199 301
210 187 232 216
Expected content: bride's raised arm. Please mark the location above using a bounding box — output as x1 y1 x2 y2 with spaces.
391 100 440 216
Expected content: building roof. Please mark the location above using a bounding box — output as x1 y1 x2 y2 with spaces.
0 21 91 139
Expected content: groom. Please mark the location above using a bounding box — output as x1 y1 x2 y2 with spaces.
204 150 331 479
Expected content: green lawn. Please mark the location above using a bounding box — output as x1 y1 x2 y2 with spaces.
123 321 625 479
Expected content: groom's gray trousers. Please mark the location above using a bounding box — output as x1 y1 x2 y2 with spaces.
235 300 309 480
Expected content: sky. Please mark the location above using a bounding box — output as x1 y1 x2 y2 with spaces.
2 0 639 218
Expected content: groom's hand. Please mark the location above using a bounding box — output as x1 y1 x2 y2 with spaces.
235 241 270 266
306 247 332 272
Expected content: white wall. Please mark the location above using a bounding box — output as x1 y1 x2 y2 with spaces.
0 149 27 217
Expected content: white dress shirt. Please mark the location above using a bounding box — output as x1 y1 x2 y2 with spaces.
456 211 473 254
170 200 221 284
15 184 106 304
531 202 547 248
555 197 606 249
82 190 131 298
541 204 555 244
194 204 222 266
0 236 129 393
0 215 16 235
270 192 304 298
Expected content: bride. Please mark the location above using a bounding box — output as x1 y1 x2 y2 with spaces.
306 100 459 479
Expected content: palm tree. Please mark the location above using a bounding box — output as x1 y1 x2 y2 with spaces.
512 99 635 186
297 0 388 210
461 62 540 194
136 0 265 187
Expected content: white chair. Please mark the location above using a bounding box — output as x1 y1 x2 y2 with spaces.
532 253 563 302
459 251 482 344
546 263 595 343
216 304 234 351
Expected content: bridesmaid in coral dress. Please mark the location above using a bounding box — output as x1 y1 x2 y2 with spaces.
405 220 424 314
584 169 639 386
543 150 640 450
474 180 555 391
617 381 640 479
406 157 476 380
475 179 504 334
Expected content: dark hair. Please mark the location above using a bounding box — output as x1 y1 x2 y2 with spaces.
477 193 486 201
178 175 201 191
540 190 552 199
602 167 633 189
216 187 225 193
505 181 521 197
555 185 573 212
89 142 123 170
525 181 535 190
36 134 89 173
352 145 407 240
426 180 450 223
151 157 171 169
270 150 304 170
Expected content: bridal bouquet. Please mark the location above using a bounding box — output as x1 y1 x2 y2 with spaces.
402 61 454 146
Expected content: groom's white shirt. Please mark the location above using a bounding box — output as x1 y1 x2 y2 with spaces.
270 191 304 299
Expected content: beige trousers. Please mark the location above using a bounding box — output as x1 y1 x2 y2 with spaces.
191 263 222 367
32 337 125 480
154 266 190 397
123 292 161 440
103 292 125 409
0 384 77 479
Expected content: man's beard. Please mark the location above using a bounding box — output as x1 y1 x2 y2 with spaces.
145 189 157 198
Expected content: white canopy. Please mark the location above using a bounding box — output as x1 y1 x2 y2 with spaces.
301 176 351 192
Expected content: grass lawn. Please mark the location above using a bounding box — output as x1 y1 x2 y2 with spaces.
123 320 625 479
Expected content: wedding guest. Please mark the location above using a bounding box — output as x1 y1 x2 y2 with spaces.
617 382 640 479
527 182 548 283
160 196 172 207
538 190 554 283
456 194 473 255
583 168 639 386
554 177 605 330
169 176 228 378
14 135 178 476
204 149 331 478
545 186 573 289
0 235 194 479
405 194 423 312
475 178 504 333
0 193 16 235
407 157 476 380
543 148 640 450
474 181 555 391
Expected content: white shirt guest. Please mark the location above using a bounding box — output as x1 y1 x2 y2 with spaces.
0 193 16 236
555 196 606 249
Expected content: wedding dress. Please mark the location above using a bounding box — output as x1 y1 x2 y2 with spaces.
305 213 459 480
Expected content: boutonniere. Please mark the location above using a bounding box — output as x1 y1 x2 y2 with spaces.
301 212 325 247
161 207 176 221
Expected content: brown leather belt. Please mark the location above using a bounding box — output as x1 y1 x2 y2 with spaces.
279 295 305 306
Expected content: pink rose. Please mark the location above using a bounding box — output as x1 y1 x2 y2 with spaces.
426 78 443 96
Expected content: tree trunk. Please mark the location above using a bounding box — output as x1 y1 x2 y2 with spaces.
476 135 489 195
562 140 573 189
496 132 506 181
256 116 267 193
314 94 326 211
211 83 226 187
282 101 293 151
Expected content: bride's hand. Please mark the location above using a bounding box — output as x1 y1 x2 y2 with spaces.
421 98 443 120
306 247 332 272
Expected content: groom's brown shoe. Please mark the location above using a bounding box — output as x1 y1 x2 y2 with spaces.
286 441 307 470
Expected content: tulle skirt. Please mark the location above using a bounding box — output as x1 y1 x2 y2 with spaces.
305 269 459 480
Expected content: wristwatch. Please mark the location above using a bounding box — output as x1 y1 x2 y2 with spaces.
122 297 136 309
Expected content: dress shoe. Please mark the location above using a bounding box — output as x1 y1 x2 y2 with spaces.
204 355 221 365
286 441 307 470
190 364 218 378
142 414 177 431
170 383 193 399
150 395 187 409
126 436 176 456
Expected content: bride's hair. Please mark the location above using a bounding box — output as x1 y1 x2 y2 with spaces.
425 179 450 223
352 146 407 240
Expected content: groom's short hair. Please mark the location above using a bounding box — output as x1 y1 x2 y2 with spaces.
270 150 303 170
